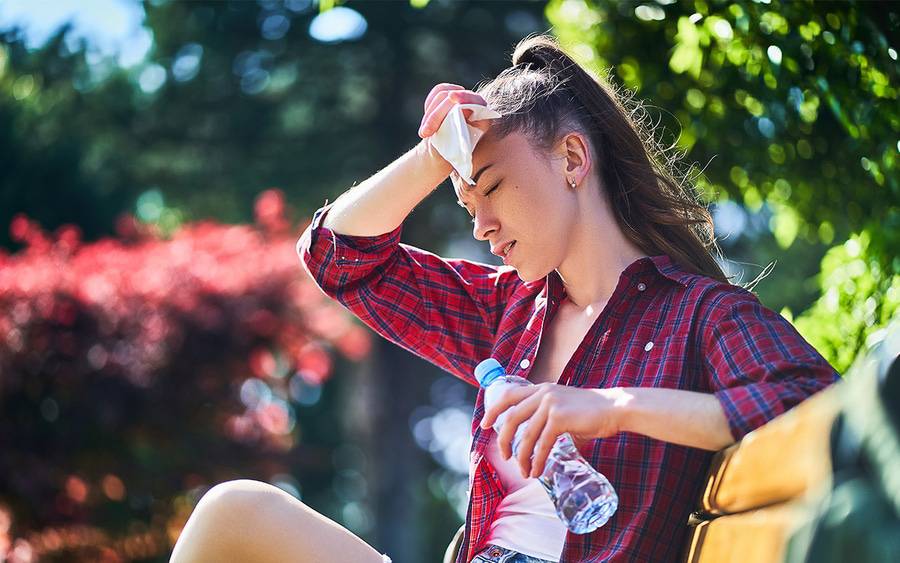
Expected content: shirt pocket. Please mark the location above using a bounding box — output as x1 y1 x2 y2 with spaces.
634 334 690 388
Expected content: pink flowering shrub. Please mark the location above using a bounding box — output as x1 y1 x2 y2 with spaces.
0 190 371 562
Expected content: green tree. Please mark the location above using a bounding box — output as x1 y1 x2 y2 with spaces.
0 26 139 249
548 0 898 372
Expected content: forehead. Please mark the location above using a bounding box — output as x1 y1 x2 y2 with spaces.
452 132 512 203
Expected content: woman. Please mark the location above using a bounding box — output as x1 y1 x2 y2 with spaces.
170 34 839 563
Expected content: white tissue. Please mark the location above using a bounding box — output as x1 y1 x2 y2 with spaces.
428 103 502 185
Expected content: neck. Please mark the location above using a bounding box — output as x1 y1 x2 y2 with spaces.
555 196 647 311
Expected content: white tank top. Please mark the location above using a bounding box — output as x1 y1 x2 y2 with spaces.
482 430 566 561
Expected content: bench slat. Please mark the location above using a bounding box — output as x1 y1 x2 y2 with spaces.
700 385 841 516
684 500 812 563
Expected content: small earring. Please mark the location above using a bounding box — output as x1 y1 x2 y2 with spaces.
569 178 576 189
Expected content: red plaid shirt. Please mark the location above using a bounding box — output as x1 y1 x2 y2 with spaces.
297 200 840 562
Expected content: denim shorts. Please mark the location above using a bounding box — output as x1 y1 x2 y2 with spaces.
471 543 557 563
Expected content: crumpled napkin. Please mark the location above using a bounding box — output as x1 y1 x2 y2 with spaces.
428 103 502 185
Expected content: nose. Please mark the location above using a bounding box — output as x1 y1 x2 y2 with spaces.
472 213 497 242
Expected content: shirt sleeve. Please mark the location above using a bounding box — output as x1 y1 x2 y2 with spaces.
296 199 522 387
698 285 841 442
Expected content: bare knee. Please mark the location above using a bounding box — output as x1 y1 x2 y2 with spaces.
173 479 386 563
171 479 300 562
201 479 286 513
199 479 310 532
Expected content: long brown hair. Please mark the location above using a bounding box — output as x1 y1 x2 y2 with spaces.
475 33 733 285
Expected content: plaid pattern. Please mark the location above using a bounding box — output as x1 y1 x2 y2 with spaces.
297 200 841 562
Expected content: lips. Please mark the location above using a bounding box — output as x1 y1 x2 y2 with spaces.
491 240 517 258
502 241 517 265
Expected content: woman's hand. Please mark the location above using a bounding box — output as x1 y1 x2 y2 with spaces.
418 83 492 138
479 383 630 479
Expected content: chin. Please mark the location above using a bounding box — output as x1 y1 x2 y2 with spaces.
514 265 549 284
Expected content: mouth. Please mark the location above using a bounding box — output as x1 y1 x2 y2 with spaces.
501 241 517 264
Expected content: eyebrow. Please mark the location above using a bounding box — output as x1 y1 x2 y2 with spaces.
470 162 493 187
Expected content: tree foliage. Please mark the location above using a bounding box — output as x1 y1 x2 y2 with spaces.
548 0 898 371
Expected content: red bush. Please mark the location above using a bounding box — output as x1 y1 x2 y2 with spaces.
0 190 371 562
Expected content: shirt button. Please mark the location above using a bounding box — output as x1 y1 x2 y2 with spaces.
520 358 531 369
637 282 646 291
645 341 654 351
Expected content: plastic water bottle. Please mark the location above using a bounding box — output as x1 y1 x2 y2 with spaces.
475 357 618 534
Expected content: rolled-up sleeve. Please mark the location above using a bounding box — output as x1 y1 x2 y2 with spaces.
698 286 841 441
296 200 521 386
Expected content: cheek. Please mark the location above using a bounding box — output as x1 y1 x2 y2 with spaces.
504 185 544 222
503 183 569 242
522 196 566 235
526 206 574 264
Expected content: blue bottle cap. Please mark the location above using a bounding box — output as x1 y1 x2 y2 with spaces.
474 358 506 388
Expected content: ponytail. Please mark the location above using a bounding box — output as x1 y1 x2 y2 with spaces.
476 34 732 285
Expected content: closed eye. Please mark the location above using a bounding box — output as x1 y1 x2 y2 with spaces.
467 180 502 223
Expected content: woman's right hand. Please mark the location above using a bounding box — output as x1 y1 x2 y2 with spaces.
417 83 492 138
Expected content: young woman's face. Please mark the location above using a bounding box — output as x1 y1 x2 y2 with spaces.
453 130 579 283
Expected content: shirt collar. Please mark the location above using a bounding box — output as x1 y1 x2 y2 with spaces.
536 254 691 304
647 254 694 287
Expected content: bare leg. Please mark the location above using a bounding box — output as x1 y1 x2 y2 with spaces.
169 479 388 563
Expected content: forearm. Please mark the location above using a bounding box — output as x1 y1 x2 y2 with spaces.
605 387 736 451
321 139 452 236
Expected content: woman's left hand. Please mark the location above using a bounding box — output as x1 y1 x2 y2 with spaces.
479 383 629 479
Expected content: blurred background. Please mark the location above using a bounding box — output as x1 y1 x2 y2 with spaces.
0 0 896 561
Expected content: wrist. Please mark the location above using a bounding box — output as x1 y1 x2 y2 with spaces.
416 137 452 178
591 387 636 436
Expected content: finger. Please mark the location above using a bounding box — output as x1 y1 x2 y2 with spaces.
447 91 487 108
419 92 458 137
496 390 544 461
452 93 490 126
516 401 550 479
529 416 563 478
420 90 487 138
419 91 448 137
423 88 454 118
496 401 534 462
420 92 472 137
480 384 538 429
424 83 465 112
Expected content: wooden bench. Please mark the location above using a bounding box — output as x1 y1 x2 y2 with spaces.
683 383 841 562
442 384 843 563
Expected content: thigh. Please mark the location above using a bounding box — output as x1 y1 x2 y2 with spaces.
170 479 389 563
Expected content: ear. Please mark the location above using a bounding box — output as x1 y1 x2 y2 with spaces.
557 131 592 187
